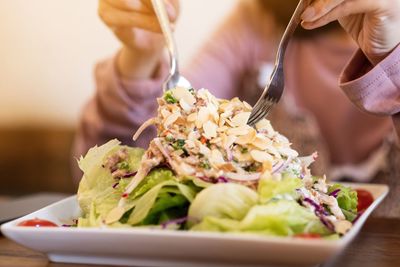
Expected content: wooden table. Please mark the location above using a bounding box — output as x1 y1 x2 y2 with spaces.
1 217 399 267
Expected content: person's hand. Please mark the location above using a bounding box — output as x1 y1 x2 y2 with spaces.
301 0 400 64
98 0 179 79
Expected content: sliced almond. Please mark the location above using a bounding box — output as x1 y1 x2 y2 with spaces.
199 144 211 156
210 137 222 144
187 113 197 122
161 109 171 119
217 126 229 133
243 101 253 111
233 150 253 162
218 117 226 127
250 150 274 163
203 121 218 139
210 149 225 164
172 87 196 105
227 126 251 136
207 104 219 122
217 162 236 172
255 119 274 132
235 128 257 145
185 140 196 149
179 99 193 112
196 107 210 128
225 135 237 148
219 102 233 112
164 112 180 128
251 135 271 150
231 112 251 127
265 144 281 159
278 146 299 158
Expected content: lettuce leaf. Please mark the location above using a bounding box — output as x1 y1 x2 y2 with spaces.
127 179 197 225
328 184 358 221
77 140 144 217
258 175 303 203
191 200 330 236
188 183 258 226
239 200 329 236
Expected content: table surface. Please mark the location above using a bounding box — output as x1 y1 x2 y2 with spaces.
0 217 399 267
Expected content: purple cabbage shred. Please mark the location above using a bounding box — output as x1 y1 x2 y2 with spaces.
161 216 188 229
329 189 341 198
123 171 137 178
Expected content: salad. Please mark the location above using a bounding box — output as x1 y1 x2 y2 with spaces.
76 87 360 238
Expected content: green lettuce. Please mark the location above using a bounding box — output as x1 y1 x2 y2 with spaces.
77 140 199 227
188 183 258 226
239 200 329 236
77 140 144 218
328 184 358 221
191 200 329 236
258 175 303 203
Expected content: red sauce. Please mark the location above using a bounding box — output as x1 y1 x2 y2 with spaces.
17 218 58 227
356 189 374 213
293 233 321 239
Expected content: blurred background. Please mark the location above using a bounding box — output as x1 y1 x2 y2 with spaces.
0 0 238 195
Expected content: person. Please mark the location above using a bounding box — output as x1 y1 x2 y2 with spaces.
74 0 400 215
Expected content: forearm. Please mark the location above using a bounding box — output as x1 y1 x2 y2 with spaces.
117 44 164 80
74 55 167 160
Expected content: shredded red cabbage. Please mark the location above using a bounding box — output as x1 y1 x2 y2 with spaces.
329 189 341 198
303 198 334 231
216 176 229 183
272 157 292 174
123 171 137 178
161 216 188 229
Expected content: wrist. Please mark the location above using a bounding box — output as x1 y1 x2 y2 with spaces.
117 44 165 80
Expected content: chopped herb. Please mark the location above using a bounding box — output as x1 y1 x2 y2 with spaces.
245 163 261 172
188 88 195 95
164 91 178 104
241 147 248 154
199 160 211 170
165 135 175 142
206 140 212 149
172 139 186 150
117 161 130 170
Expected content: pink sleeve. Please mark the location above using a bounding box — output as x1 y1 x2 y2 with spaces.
73 55 167 159
339 45 400 143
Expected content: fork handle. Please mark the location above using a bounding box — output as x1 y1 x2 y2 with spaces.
151 0 179 77
276 0 311 64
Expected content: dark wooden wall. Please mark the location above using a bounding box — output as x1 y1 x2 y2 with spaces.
0 127 77 196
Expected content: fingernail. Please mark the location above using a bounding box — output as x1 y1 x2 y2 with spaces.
166 3 176 21
301 7 315 21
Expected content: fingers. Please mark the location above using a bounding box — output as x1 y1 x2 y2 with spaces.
99 0 161 32
301 0 345 22
103 0 151 13
141 0 179 21
301 0 379 29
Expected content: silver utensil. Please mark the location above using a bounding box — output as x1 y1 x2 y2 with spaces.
247 0 311 126
151 0 191 91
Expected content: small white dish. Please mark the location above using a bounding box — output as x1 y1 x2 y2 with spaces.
1 183 388 267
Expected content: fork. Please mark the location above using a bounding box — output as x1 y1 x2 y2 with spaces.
151 0 191 91
247 0 311 126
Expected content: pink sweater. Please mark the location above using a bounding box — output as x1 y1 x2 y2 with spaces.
74 4 400 181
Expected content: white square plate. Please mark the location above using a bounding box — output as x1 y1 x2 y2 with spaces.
1 183 388 267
